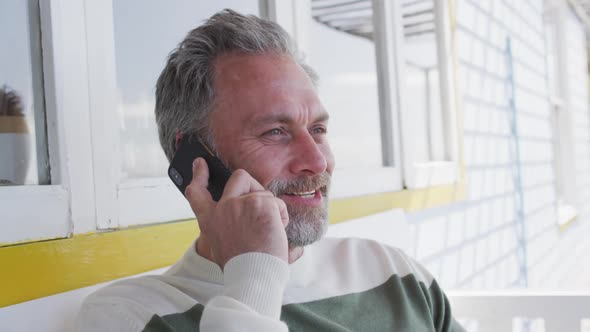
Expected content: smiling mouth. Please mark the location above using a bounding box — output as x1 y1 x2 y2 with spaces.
285 190 317 198
282 185 328 199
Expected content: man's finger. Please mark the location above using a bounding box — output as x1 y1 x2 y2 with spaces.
185 158 215 222
275 198 289 228
192 157 209 189
221 169 266 198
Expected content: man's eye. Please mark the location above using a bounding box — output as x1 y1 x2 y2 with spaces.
265 128 284 136
312 126 327 135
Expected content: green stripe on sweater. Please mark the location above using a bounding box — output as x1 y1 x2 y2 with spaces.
142 274 462 332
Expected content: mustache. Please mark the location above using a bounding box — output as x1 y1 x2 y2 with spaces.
266 172 331 196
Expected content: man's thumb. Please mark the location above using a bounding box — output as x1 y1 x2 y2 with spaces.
185 158 215 224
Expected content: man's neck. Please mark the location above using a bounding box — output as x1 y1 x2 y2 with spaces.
196 236 304 266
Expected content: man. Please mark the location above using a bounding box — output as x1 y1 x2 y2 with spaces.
76 9 464 331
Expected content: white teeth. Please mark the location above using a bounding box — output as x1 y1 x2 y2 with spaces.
288 190 316 196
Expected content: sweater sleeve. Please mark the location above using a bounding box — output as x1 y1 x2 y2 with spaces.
424 278 466 332
199 252 290 332
74 299 148 332
395 249 465 332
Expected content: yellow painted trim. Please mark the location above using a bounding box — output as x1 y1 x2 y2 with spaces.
0 184 467 308
329 182 467 223
1 220 199 308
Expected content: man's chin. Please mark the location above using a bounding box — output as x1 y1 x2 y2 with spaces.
284 204 329 247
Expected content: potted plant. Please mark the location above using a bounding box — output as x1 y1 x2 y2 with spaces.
0 85 30 186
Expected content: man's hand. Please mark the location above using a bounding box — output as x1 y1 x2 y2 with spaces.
185 157 290 268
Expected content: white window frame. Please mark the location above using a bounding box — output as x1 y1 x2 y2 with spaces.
1 0 97 244
544 0 579 227
396 0 461 189
83 0 182 229
84 0 266 229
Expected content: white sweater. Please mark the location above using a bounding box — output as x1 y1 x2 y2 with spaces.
75 237 464 331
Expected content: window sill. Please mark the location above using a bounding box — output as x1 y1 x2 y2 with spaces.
329 180 467 223
557 202 578 232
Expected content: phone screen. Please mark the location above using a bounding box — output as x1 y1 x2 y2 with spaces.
168 134 231 201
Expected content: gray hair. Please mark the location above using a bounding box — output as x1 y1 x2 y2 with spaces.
155 9 318 161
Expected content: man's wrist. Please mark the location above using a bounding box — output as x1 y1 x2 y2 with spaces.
223 252 289 319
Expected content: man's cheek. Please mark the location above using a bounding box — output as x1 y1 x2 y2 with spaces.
248 165 280 189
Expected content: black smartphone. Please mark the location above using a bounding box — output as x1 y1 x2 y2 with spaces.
168 134 231 201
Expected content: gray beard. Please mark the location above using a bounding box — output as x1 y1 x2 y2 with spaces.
267 173 331 247
284 199 329 247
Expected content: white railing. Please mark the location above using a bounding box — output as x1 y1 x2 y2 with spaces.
448 291 590 332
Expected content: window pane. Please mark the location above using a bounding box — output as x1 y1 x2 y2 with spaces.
309 1 383 169
0 0 48 186
113 0 259 179
401 0 446 162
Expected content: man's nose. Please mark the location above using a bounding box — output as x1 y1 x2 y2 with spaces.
289 133 328 175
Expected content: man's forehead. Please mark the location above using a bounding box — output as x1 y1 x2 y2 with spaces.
212 53 323 121
249 109 330 125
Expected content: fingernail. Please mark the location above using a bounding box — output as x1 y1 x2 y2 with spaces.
193 158 200 171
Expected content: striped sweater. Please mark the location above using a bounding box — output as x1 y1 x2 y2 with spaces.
75 237 464 331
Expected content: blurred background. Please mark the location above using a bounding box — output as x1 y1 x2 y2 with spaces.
1 0 590 331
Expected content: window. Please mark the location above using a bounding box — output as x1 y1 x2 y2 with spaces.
113 0 259 179
397 0 460 189
1 0 93 244
0 0 49 186
271 0 461 197
310 4 383 170
3 1 266 244
397 0 459 188
85 0 261 228
544 1 579 227
308 0 404 197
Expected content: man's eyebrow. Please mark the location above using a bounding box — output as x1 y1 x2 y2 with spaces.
252 112 330 126
314 112 330 123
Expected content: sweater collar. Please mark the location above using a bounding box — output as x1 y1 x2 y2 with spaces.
167 238 318 286
165 240 224 284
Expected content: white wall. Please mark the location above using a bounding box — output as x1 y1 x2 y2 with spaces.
406 0 590 291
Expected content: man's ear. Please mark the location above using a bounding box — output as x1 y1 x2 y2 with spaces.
175 132 183 150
